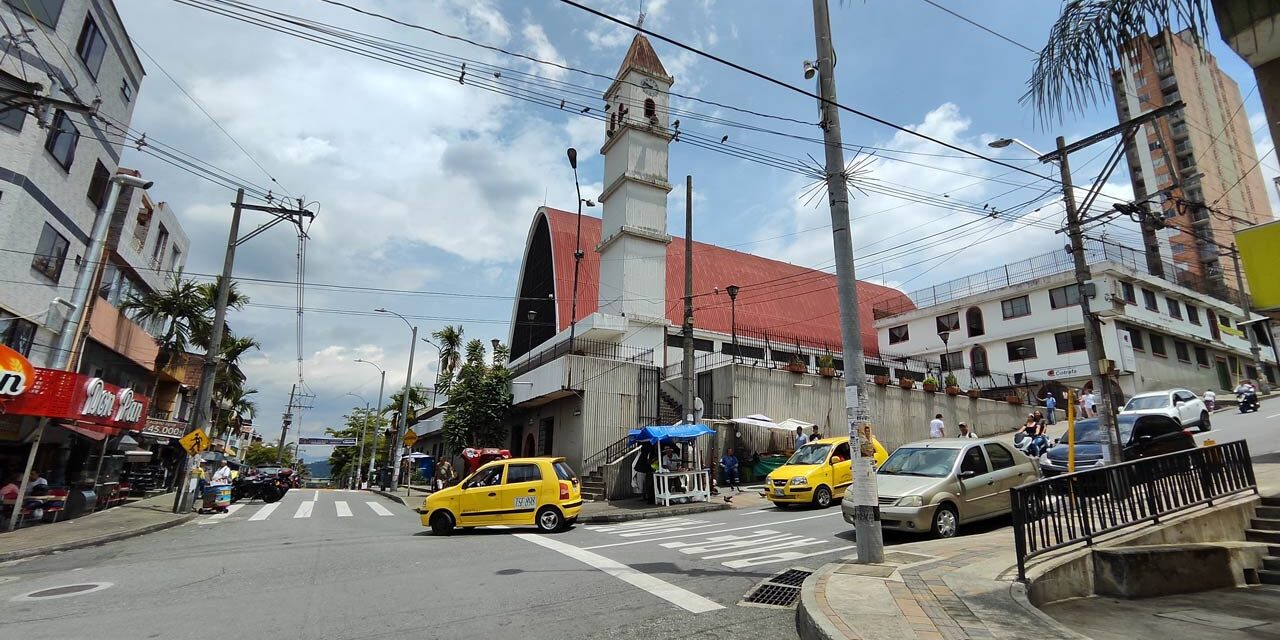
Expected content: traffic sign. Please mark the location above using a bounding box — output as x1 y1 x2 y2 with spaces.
401 429 418 449
298 437 357 446
178 428 210 456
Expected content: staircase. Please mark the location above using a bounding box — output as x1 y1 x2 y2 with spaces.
657 388 684 425
581 469 607 502
1251 496 1280 585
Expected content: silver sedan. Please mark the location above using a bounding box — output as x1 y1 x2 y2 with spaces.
842 438 1038 538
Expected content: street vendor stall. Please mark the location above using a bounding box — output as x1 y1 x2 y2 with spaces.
628 424 714 507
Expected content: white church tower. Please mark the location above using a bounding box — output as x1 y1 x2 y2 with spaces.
597 34 673 338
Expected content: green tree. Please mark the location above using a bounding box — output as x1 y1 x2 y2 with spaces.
432 325 464 394
326 407 390 483
443 338 512 452
386 382 434 425
119 275 206 399
244 442 293 466
1024 1 1209 122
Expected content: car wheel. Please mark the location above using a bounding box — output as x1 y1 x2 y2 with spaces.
814 486 832 509
536 507 563 533
1199 411 1211 431
430 511 455 536
931 504 959 538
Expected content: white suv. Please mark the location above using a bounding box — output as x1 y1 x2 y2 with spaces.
1119 389 1211 431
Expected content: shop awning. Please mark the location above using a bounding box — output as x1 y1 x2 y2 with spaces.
628 424 715 445
61 423 110 441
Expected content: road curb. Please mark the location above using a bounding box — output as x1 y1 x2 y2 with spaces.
796 562 844 640
577 501 733 523
366 488 407 506
0 514 196 563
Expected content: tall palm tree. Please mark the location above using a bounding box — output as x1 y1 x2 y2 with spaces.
432 325 464 393
215 387 257 439
1024 1 1210 122
120 275 207 401
190 278 250 350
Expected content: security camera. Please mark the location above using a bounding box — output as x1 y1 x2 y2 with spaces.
113 174 153 189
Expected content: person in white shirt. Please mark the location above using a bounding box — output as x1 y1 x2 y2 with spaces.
957 423 977 438
794 426 809 450
929 414 945 438
211 460 233 486
1082 391 1098 417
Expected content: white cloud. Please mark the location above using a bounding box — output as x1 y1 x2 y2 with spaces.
521 23 568 81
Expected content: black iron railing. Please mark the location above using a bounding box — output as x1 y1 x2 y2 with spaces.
509 337 654 379
1010 440 1257 581
583 434 635 473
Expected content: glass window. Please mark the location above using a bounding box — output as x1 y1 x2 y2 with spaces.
151 223 169 267
1166 297 1182 319
722 343 764 360
1186 305 1200 325
1054 329 1086 354
0 75 25 131
464 466 502 489
1174 341 1191 362
1194 346 1209 366
1049 284 1081 309
5 0 64 27
1150 333 1167 357
1142 288 1158 311
969 346 989 375
1007 338 1036 360
878 447 957 478
959 446 989 476
832 442 850 461
120 79 133 103
87 161 110 210
936 312 960 334
965 307 984 337
0 310 37 356
553 461 577 482
786 443 833 466
1219 313 1232 327
31 222 69 281
984 443 1016 470
504 463 541 484
1121 282 1136 304
1126 325 1144 351
1124 395 1170 410
888 325 909 345
941 351 963 371
1001 295 1030 319
75 15 106 78
44 110 79 170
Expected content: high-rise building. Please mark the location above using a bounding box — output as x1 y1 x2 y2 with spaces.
1112 29 1273 302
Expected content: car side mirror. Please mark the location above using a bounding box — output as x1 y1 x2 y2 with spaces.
958 470 976 479
1175 401 1184 406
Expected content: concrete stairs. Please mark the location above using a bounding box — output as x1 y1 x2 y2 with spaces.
582 469 607 502
1253 498 1280 585
657 388 684 425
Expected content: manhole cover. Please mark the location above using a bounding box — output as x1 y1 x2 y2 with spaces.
11 582 113 601
739 568 812 609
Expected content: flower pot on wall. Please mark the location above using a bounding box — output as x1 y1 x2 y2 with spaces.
819 367 836 378
922 382 938 393
873 375 890 386
945 386 961 396
1006 395 1023 405
786 362 807 374
898 377 915 389
967 388 981 399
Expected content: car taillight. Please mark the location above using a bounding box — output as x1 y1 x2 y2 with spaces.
559 482 571 500
1183 429 1195 437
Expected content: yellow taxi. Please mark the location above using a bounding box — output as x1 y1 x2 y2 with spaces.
765 436 888 508
421 457 582 535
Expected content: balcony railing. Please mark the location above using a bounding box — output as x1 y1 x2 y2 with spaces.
509 336 654 379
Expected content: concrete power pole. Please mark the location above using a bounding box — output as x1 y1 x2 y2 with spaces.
1055 138 1121 464
812 0 882 564
682 175 695 423
278 383 296 462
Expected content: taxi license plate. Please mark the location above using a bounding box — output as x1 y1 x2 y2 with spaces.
773 488 784 497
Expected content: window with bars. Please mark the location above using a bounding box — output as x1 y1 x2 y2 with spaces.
1007 338 1036 361
1126 324 1145 351
1150 334 1167 357
941 351 963 372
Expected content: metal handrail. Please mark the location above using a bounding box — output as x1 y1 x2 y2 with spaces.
1010 440 1257 581
510 337 654 379
583 434 634 473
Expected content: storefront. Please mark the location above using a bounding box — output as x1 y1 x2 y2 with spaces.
1 345 151 528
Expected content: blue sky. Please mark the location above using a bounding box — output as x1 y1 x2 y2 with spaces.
114 0 1276 454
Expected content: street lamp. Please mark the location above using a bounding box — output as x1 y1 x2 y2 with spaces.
1015 346 1030 403
526 309 538 354
374 308 417 491
938 330 951 375
726 284 740 363
354 358 385 484
567 147 594 355
987 137 1048 159
344 392 369 490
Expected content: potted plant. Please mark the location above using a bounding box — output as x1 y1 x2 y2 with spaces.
817 354 836 377
922 376 939 393
785 355 807 374
898 375 915 389
1005 395 1023 405
967 387 981 399
873 374 890 386
944 373 961 395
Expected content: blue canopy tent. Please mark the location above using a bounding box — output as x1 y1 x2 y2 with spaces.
628 424 715 446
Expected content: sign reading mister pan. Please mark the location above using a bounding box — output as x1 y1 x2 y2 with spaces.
0 356 151 433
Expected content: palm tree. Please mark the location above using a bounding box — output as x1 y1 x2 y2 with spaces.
432 325 464 393
215 387 257 439
190 277 250 350
1024 1 1210 122
120 275 207 401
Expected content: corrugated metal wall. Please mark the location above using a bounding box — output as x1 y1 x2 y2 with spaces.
570 355 645 465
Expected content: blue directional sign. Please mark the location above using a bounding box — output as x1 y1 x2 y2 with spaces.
298 437 357 446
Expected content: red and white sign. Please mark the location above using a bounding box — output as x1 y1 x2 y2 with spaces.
2 367 150 433
0 344 35 397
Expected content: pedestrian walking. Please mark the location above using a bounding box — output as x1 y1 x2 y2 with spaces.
957 423 977 438
929 413 945 439
794 426 809 450
720 448 741 492
634 442 657 505
1044 393 1057 425
810 425 821 442
1083 390 1098 417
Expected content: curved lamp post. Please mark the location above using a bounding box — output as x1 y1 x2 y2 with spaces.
374 308 417 491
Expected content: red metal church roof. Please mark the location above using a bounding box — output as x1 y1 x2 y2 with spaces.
540 208 913 357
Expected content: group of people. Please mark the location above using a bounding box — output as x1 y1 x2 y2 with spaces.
1014 411 1052 457
927 414 977 439
792 425 824 449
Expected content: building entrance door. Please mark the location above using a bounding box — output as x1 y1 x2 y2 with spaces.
1216 358 1232 390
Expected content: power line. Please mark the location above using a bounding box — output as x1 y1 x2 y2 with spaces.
918 0 1037 54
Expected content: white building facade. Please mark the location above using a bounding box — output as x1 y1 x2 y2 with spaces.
874 242 1277 401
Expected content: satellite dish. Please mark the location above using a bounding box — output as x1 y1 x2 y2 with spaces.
693 397 705 423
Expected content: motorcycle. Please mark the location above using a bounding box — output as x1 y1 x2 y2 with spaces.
1238 389 1260 414
231 470 291 503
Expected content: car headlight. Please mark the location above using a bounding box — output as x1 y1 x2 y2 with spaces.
790 477 808 486
895 495 924 507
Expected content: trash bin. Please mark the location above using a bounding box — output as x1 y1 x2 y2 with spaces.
417 456 435 487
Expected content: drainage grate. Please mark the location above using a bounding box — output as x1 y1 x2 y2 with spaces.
769 569 812 587
743 583 802 607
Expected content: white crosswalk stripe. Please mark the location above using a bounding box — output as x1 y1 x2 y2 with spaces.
335 501 352 517
248 503 279 521
206 504 244 520
366 501 394 516
294 501 314 519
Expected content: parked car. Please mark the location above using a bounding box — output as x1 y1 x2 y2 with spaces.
1120 389 1210 431
421 457 581 535
766 436 888 509
846 438 1037 538
1038 414 1196 477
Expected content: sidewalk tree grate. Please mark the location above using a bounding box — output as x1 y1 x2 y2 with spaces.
768 568 812 587
742 583 801 607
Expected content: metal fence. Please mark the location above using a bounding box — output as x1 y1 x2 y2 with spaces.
509 336 654 379
1010 440 1257 581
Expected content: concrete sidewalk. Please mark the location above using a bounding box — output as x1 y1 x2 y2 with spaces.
798 462 1280 640
0 492 194 562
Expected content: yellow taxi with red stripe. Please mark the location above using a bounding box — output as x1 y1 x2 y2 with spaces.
765 436 888 508
421 457 581 535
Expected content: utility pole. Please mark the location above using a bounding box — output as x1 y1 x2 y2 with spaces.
1055 138 1121 464
682 175 695 423
1231 245 1266 391
278 383 296 462
392 325 417 490
812 0 881 564
371 370 384 482
173 189 315 513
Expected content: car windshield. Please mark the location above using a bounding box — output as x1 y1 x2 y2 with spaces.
1060 417 1137 444
1125 395 1169 410
878 448 958 477
786 443 831 465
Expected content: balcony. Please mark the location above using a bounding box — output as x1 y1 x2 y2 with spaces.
87 302 161 372
508 336 653 379
1174 140 1193 155
1159 75 1177 90
1165 91 1181 104
1170 123 1189 138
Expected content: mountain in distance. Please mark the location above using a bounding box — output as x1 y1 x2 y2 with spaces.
306 460 332 478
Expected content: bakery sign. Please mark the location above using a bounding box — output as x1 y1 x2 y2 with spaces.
1 366 150 432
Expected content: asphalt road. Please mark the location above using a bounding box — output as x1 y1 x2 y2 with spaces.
1 408 1274 640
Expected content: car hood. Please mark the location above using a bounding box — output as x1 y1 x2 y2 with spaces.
1119 408 1171 418
1045 442 1106 465
425 485 461 509
769 464 823 481
873 473 945 498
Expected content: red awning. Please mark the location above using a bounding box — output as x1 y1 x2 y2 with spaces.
60 422 123 441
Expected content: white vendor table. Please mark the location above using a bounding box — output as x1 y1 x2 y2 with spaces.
653 470 710 507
